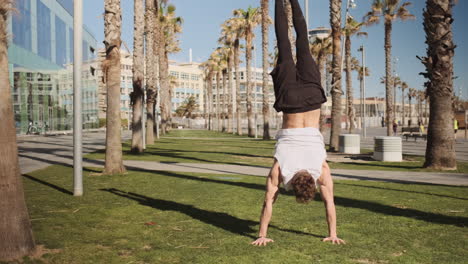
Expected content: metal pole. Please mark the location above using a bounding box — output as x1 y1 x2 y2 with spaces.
254 44 258 139
73 0 83 196
304 0 309 30
362 45 366 138
142 91 146 149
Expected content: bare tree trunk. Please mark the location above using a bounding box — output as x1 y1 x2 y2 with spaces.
104 0 126 174
285 0 295 61
384 21 394 136
329 0 343 151
145 0 156 143
235 40 242 135
318 54 327 133
131 0 144 153
345 36 354 133
402 88 406 127
261 0 271 140
422 0 457 169
0 2 36 259
160 49 170 134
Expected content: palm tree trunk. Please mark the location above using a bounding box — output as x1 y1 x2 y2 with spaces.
235 40 242 135
145 0 156 143
228 57 234 133
261 0 271 140
160 49 170 134
384 20 394 136
0 1 36 259
222 70 227 132
424 0 457 170
318 53 326 133
104 0 125 174
131 0 144 153
408 96 412 127
329 0 343 151
246 32 254 137
402 88 405 128
345 35 354 133
216 71 221 131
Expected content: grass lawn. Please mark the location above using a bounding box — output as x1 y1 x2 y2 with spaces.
17 165 468 263
85 130 468 174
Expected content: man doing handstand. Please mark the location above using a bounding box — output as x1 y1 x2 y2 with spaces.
251 0 345 246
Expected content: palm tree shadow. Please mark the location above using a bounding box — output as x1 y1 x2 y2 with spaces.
100 188 322 239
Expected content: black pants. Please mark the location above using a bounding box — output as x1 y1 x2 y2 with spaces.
271 0 325 113
275 0 320 82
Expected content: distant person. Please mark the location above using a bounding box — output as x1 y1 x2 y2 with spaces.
393 120 398 136
381 117 385 127
419 123 425 135
454 119 458 138
251 0 345 247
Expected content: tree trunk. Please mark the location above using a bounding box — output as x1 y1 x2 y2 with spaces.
222 70 227 132
207 73 214 130
227 57 234 133
408 96 412 127
329 0 343 151
384 20 394 136
402 88 405 128
235 40 242 135
104 0 126 174
145 0 156 143
216 71 221 131
131 0 144 153
246 32 254 137
422 0 457 169
261 0 271 140
160 49 170 134
318 54 326 133
285 0 295 61
0 2 36 259
345 35 354 133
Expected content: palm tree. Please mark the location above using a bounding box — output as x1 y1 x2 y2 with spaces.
218 31 235 134
158 3 183 134
131 0 145 153
408 87 417 127
343 16 367 133
422 0 457 170
0 1 36 260
234 7 262 137
343 17 367 133
104 0 126 174
310 36 332 132
350 56 370 130
145 0 157 144
329 0 343 151
399 81 408 127
364 0 415 136
261 0 272 140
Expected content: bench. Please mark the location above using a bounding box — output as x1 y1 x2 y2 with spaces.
401 127 427 142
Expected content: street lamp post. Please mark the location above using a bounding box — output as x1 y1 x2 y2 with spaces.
358 45 366 138
73 0 83 196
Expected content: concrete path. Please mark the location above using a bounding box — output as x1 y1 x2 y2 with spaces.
17 131 468 186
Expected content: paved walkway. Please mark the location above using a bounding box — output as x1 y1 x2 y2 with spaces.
18 131 468 186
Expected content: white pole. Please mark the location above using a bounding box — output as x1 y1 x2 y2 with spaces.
73 0 83 196
305 0 309 30
142 91 146 149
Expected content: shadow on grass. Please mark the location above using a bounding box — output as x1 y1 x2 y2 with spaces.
335 161 423 170
335 182 468 201
23 174 73 195
101 188 322 239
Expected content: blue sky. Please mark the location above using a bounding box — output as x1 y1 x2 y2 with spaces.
83 0 468 100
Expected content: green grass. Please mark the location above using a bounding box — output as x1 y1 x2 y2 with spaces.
85 130 468 174
18 165 468 263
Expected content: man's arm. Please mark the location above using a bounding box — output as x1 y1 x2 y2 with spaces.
251 162 280 246
318 161 346 245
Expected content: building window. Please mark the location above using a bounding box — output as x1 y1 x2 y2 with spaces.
12 0 32 51
181 72 190 80
191 74 199 81
170 71 179 79
55 16 67 66
37 0 51 60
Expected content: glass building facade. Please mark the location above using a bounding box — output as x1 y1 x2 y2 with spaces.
8 0 99 134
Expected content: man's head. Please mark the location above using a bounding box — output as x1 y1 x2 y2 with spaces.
290 170 316 203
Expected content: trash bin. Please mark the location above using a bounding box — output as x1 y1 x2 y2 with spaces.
339 134 360 154
373 136 402 162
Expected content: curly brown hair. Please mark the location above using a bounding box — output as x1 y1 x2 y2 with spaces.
290 170 316 203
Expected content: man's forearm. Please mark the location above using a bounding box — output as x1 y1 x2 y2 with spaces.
325 202 337 237
258 200 274 237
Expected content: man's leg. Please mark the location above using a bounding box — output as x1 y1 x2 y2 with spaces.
275 0 294 64
289 0 321 81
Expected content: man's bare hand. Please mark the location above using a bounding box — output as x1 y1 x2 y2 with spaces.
322 237 346 245
251 237 275 246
